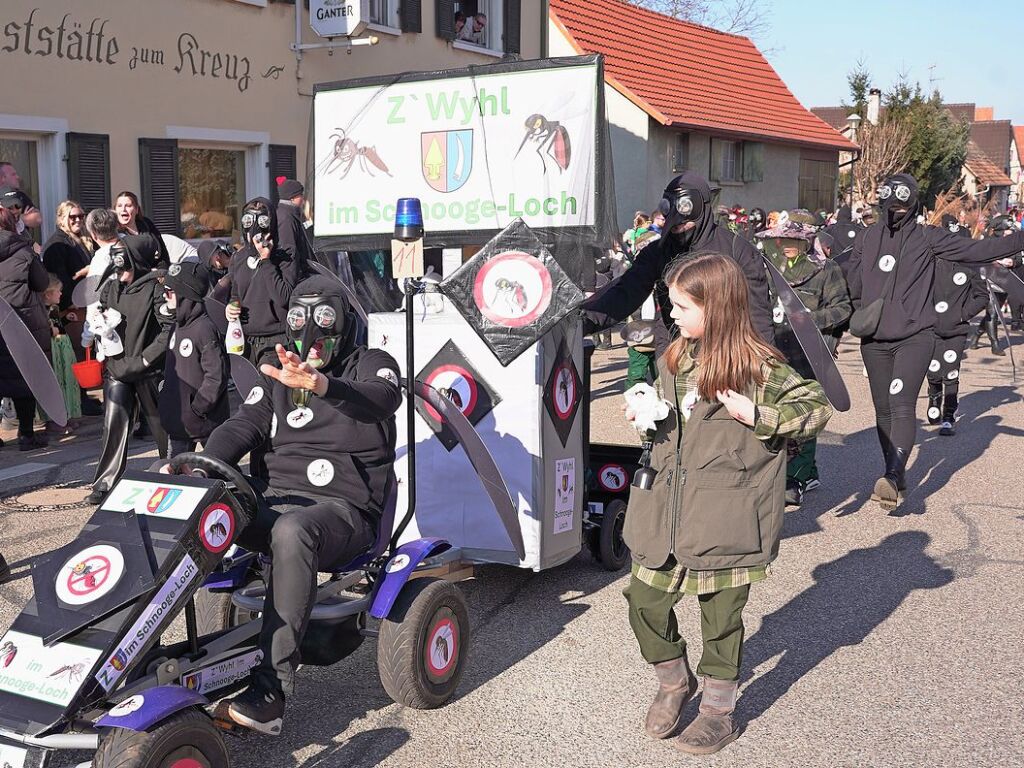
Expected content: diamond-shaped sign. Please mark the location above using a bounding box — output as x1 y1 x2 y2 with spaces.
543 338 582 447
415 341 501 452
439 219 585 367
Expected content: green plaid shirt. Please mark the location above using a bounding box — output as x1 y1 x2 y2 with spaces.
634 351 832 595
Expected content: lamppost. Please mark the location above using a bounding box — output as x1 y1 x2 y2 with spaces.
846 113 862 207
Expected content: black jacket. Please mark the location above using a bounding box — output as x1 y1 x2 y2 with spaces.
128 215 169 267
228 198 302 336
159 298 229 440
843 219 1024 342
99 271 173 382
583 212 773 345
203 345 402 516
821 207 861 263
275 200 315 271
931 257 988 339
42 230 91 310
0 230 50 398
197 241 231 299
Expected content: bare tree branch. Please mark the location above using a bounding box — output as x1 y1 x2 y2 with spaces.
629 0 771 40
852 119 912 203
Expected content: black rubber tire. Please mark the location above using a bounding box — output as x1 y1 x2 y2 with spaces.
93 708 228 768
597 499 630 571
194 579 261 636
377 577 469 709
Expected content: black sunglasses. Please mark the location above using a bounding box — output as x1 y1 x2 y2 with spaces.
68 213 85 221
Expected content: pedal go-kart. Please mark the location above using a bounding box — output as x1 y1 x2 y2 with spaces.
0 452 468 768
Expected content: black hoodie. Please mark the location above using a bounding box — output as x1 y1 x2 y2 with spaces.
203 283 402 515
98 235 173 382
196 240 232 299
582 171 774 344
276 198 315 271
821 205 861 265
843 175 1024 342
227 197 303 336
159 297 229 440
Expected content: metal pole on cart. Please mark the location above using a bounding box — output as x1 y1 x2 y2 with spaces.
390 198 427 552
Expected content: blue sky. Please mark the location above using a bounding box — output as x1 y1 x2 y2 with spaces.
760 0 1022 125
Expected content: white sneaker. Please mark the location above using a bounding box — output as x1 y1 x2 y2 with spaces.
0 397 15 421
804 478 821 492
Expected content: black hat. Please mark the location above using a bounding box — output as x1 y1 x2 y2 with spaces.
277 179 304 199
164 261 210 302
0 186 23 209
121 233 163 273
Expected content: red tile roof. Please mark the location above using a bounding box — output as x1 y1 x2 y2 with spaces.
965 141 1013 188
550 0 856 151
1015 126 1024 161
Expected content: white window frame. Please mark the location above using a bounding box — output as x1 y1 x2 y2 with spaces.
367 0 402 35
229 0 268 7
453 0 504 57
165 126 269 243
0 114 69 242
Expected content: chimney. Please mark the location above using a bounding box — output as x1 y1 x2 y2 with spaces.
975 106 994 121
867 88 882 126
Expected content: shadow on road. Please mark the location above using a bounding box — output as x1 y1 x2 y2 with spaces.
738 531 953 725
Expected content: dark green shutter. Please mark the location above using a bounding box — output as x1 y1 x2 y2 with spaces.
503 0 521 54
138 138 180 236
401 0 422 33
436 0 456 40
66 133 110 213
269 144 298 206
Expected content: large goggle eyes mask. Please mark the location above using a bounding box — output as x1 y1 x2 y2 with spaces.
241 212 271 230
286 304 339 331
878 183 912 203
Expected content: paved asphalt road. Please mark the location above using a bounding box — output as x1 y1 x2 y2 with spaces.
1 336 1022 767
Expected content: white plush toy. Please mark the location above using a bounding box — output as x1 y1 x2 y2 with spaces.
624 383 673 433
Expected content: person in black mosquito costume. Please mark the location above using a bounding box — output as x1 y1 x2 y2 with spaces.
174 275 401 736
967 215 1023 354
926 215 989 437
86 234 173 504
582 172 774 347
820 204 862 269
842 174 1024 510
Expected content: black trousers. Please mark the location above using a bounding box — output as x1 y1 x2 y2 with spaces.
12 396 37 438
861 331 933 464
92 376 167 493
239 482 376 695
926 334 967 397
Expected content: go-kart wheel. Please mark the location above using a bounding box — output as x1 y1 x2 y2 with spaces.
169 451 259 521
377 577 469 709
597 499 629 571
195 576 262 635
93 708 228 768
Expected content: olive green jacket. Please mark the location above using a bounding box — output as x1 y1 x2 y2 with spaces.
623 351 833 570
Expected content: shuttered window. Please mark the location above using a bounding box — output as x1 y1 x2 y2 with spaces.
269 144 297 206
67 133 111 213
436 0 456 40
401 0 422 32
503 0 520 55
138 138 180 236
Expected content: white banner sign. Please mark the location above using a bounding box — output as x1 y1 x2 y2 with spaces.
0 630 103 707
309 0 369 38
313 61 599 238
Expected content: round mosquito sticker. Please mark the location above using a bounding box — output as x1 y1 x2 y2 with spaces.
929 360 941 372
385 554 411 573
953 272 968 286
244 386 264 405
426 617 457 676
55 544 125 606
473 251 553 328
286 407 314 429
270 413 278 438
551 363 576 420
598 464 628 492
178 338 193 358
199 503 235 554
423 364 477 422
307 459 334 487
109 695 145 717
246 255 260 270
934 302 948 314
848 230 856 238
947 370 959 380
928 407 940 420
943 350 958 363
889 378 904 395
878 255 896 273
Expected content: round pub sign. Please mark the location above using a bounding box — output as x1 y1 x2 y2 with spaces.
309 0 370 38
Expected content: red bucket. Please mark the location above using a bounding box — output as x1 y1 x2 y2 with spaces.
72 347 104 390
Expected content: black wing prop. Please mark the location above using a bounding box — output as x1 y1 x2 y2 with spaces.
0 295 69 426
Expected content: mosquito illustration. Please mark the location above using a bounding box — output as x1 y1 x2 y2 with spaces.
437 387 464 410
48 662 85 684
604 470 621 487
310 463 332 483
71 561 97 588
0 640 16 668
320 128 392 180
514 114 572 175
434 634 450 666
558 371 570 409
491 278 528 315
208 522 228 541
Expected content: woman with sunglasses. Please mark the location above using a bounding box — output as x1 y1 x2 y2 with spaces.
842 173 1024 510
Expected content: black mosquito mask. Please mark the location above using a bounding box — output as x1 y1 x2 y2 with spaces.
878 174 919 229
241 206 272 244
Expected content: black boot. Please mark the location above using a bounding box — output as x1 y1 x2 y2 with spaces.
968 324 982 350
926 387 943 425
872 447 908 511
940 393 958 436
987 318 1005 355
225 677 285 736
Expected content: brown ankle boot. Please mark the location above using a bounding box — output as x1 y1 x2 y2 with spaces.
675 677 740 755
644 654 697 739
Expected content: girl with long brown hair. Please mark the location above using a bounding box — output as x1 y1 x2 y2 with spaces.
622 252 832 755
